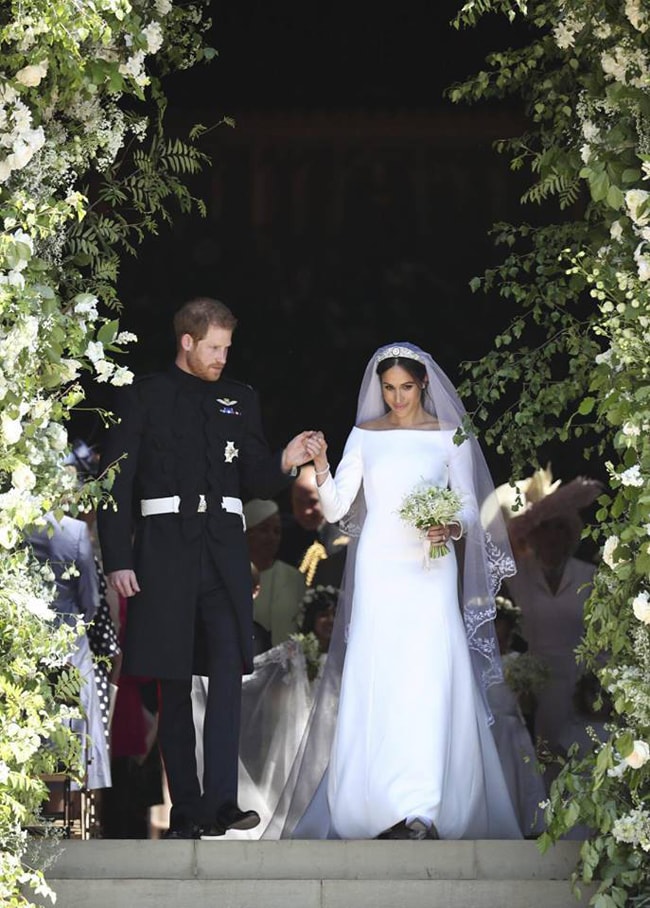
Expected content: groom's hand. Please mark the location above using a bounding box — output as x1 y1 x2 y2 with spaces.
108 569 141 598
282 431 324 472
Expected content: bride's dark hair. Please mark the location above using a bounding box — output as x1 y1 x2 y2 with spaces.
376 356 427 384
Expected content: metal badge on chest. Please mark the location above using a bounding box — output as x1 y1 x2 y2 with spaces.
217 397 241 416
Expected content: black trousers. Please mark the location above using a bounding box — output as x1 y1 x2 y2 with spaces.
157 546 242 828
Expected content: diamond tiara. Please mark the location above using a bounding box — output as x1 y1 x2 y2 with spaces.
375 345 424 365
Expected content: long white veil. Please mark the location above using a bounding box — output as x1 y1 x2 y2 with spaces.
265 342 516 839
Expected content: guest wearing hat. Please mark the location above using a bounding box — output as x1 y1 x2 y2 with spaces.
244 499 306 648
493 465 602 770
277 464 349 587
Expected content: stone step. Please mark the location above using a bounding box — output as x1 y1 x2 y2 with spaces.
46 878 591 908
44 840 594 908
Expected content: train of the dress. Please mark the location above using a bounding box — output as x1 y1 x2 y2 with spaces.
192 638 522 840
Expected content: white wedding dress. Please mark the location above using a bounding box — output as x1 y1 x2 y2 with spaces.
318 427 521 839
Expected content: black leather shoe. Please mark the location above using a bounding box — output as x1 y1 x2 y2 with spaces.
199 823 226 840
162 822 201 840
216 803 261 831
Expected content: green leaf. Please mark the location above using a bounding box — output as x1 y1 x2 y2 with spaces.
96 319 119 346
589 170 610 203
606 185 624 210
621 168 640 184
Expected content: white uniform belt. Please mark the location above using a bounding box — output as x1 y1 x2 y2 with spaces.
140 495 245 528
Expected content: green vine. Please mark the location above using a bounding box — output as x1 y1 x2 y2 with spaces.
451 0 650 903
0 0 214 902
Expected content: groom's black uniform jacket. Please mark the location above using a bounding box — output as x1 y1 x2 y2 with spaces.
97 365 291 680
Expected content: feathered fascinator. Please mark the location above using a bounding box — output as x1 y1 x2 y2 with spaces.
485 464 602 549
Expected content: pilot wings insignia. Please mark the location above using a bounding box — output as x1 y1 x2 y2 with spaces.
216 397 241 415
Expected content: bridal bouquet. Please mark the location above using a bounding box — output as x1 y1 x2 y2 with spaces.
398 483 463 564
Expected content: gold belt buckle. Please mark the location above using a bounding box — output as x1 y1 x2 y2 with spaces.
197 494 207 513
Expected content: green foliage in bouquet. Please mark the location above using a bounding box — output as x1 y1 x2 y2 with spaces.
398 484 463 559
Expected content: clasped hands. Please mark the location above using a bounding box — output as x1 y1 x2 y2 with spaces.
282 430 328 473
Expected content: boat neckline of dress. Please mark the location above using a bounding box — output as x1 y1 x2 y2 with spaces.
354 425 454 433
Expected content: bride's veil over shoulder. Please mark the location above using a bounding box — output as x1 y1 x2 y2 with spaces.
264 342 516 839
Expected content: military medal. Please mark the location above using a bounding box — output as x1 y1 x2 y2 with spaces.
224 441 239 463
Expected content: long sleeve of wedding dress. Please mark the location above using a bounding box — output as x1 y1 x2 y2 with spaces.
317 428 363 523
448 436 479 533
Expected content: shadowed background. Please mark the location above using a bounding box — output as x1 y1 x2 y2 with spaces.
83 3 590 487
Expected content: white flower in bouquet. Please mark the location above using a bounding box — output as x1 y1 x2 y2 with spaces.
398 483 463 563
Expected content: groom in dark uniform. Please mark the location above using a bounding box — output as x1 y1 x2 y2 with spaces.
98 297 319 839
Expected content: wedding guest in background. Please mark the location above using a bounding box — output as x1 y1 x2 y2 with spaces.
496 466 601 764
557 671 612 762
249 562 271 657
102 594 162 839
244 499 305 647
278 464 348 586
299 585 338 654
64 440 121 748
27 511 112 795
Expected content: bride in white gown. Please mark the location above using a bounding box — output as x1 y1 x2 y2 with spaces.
267 343 521 840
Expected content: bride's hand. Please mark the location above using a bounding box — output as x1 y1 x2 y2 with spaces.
306 431 328 465
305 431 329 482
426 523 460 544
